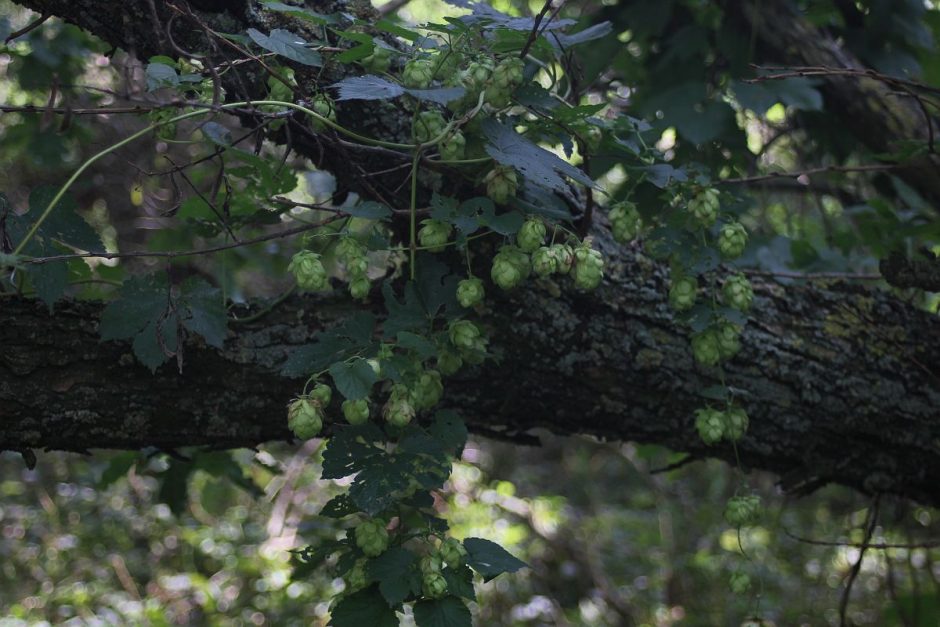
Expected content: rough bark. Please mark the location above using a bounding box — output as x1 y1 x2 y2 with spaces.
3 232 940 506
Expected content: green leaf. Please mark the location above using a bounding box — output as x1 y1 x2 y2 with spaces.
481 119 594 192
99 274 168 341
261 0 335 24
442 566 476 601
145 62 179 91
320 494 359 518
246 28 322 66
330 358 379 400
179 278 227 349
132 313 179 372
463 538 527 582
98 452 138 488
382 281 428 338
349 457 413 515
446 0 574 31
368 547 417 605
329 587 399 627
396 331 438 359
428 410 468 456
157 458 194 516
321 425 384 479
413 597 472 627
201 121 233 147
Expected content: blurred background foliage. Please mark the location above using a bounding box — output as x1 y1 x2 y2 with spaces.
1 0 939 624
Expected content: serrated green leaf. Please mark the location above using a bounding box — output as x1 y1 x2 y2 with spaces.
145 62 179 91
368 547 416 605
330 358 378 400
329 586 399 627
413 597 472 627
247 28 322 66
463 538 527 582
442 566 476 601
158 458 194 516
132 313 179 372
331 75 465 105
261 0 334 23
481 119 594 192
382 281 427 338
320 494 359 518
99 274 168 341
201 121 233 147
321 425 384 479
180 277 227 348
349 458 412 515
396 331 438 359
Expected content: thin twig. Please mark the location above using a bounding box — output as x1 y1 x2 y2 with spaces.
783 526 940 550
743 269 882 281
4 12 50 44
839 495 881 627
519 0 556 59
719 163 902 185
21 216 343 265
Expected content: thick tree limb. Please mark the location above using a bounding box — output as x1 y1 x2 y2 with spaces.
2 234 939 505
4 1 939 509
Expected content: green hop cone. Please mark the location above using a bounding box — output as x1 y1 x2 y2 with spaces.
360 45 392 73
715 321 742 359
287 398 323 440
310 383 333 407
457 277 485 307
668 276 698 312
551 243 574 275
439 130 466 161
695 407 725 445
383 384 416 427
349 275 370 300
422 571 448 599
413 110 447 144
335 237 367 264
460 59 493 92
420 552 443 574
572 244 604 290
491 57 524 89
437 349 463 376
287 251 328 292
691 329 722 367
609 201 642 243
729 572 751 594
310 94 337 132
718 221 748 259
484 82 512 109
342 399 370 426
688 188 719 228
402 58 435 88
724 495 761 526
516 218 546 253
449 320 483 351
722 274 754 311
484 166 518 205
413 370 443 411
355 518 389 557
580 123 603 153
724 406 749 441
439 538 467 569
531 246 559 277
344 559 369 593
418 219 453 253
491 245 528 290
